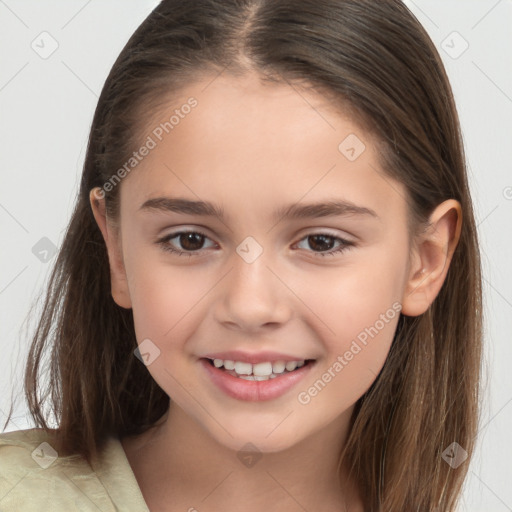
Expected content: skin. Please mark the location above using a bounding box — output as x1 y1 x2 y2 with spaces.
90 70 462 512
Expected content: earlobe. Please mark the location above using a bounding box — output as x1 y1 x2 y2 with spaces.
89 188 132 309
401 199 462 317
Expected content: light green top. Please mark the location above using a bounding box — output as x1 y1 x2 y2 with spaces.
0 427 150 511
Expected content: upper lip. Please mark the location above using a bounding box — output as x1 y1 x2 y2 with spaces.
202 350 313 364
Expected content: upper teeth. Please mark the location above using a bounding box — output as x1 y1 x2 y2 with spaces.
213 359 305 376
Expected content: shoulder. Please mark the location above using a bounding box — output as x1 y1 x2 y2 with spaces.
0 427 149 512
0 428 110 511
0 426 86 467
0 425 56 447
0 427 66 471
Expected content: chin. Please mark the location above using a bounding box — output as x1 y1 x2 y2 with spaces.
204 418 305 454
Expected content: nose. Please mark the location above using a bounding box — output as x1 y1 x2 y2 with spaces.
214 244 292 333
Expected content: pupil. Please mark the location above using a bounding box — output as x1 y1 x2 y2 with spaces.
309 235 333 251
181 233 203 250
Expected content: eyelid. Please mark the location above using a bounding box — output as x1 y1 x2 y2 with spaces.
158 229 217 249
297 227 356 241
156 227 356 258
157 226 354 243
293 232 355 256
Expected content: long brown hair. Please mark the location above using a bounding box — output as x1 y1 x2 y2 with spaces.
3 1 482 510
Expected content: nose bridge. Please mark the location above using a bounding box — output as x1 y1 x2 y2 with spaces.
217 235 291 329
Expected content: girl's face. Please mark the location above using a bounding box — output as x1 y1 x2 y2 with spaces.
101 71 416 452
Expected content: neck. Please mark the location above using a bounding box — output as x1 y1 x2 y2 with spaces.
122 403 363 512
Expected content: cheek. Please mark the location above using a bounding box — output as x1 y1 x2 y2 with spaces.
294 288 401 423
125 255 214 399
124 242 213 347
291 248 406 398
293 248 406 341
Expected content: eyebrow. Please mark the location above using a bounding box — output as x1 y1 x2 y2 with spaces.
139 197 379 223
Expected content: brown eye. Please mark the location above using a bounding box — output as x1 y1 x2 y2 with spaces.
295 233 355 257
157 230 215 256
178 232 205 251
306 234 336 252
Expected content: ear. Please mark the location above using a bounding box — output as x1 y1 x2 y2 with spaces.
89 188 132 309
401 199 462 317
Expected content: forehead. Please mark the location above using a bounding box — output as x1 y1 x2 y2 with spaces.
119 71 407 226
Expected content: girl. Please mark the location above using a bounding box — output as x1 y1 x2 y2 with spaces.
0 0 482 511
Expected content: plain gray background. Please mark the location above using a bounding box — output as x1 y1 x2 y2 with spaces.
1 1 511 511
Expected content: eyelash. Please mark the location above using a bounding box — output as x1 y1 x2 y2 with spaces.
156 230 355 258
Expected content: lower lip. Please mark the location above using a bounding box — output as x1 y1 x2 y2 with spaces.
200 358 315 402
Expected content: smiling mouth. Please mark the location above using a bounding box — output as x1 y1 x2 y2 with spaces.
204 357 316 381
